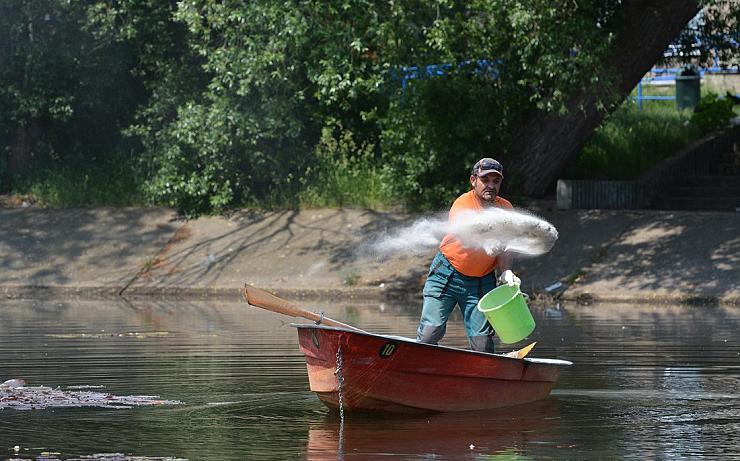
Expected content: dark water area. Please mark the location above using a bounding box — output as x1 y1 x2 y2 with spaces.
1 297 739 460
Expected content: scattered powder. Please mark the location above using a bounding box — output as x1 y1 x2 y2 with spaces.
370 208 558 258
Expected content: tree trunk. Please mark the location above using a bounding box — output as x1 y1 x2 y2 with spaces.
7 121 41 177
508 0 700 197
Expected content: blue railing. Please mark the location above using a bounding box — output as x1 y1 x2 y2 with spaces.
632 66 740 109
395 60 738 109
393 59 502 91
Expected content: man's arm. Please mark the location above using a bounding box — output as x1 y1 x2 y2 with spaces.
495 252 513 274
495 252 520 285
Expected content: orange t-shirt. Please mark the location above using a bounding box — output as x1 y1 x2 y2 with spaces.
440 190 513 277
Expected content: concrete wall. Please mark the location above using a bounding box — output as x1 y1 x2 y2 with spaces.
556 180 646 210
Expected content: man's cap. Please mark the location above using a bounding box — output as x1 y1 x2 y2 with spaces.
471 158 503 177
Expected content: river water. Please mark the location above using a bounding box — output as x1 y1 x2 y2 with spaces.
1 297 738 460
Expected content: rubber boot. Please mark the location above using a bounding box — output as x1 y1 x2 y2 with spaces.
417 324 447 345
469 335 495 353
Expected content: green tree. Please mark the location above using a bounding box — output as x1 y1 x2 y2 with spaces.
671 1 739 67
2 0 736 213
85 0 208 211
125 0 624 212
0 0 143 187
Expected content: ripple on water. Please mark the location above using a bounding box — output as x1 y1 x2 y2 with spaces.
1 298 739 460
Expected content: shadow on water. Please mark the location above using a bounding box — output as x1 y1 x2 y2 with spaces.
0 297 739 460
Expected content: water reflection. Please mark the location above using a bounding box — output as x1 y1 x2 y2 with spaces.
305 400 558 460
0 298 738 460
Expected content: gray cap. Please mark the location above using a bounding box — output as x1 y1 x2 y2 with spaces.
471 158 503 177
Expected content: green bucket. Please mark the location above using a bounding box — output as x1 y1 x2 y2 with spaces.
477 284 535 344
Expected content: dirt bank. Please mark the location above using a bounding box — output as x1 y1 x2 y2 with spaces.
2 202 737 305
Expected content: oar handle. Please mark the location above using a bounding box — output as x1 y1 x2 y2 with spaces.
243 284 365 332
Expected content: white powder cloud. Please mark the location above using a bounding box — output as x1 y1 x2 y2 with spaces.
370 208 558 258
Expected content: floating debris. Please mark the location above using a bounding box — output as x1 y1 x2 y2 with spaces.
1 379 27 388
0 381 182 410
45 332 171 339
544 281 565 294
6 453 187 461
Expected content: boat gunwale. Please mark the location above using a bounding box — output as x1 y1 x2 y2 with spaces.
291 323 573 367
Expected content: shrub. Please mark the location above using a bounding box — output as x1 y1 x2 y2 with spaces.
300 124 390 208
379 72 522 209
690 92 735 133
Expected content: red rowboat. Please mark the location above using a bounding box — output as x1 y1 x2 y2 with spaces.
242 284 571 414
295 324 572 414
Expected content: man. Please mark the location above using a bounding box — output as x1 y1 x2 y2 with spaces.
416 157 520 353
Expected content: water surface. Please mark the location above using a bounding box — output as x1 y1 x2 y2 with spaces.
1 298 738 460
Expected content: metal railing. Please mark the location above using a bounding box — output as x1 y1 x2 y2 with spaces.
632 66 739 109
394 61 738 109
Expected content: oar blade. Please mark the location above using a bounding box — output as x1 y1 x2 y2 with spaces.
244 284 306 319
503 341 537 359
243 284 363 332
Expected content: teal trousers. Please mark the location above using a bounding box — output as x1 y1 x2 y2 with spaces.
416 252 496 352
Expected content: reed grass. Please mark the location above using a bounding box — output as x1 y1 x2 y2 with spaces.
564 101 700 180
297 124 394 209
11 160 142 207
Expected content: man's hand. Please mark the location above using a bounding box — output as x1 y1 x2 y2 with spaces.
499 269 521 286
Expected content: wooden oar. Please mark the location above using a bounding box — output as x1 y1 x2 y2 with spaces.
243 284 365 332
244 284 536 358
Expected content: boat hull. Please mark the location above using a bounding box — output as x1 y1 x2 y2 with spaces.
295 324 571 414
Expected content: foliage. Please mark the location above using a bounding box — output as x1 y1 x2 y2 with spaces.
300 123 389 208
564 102 701 180
108 0 625 214
379 71 518 209
376 1 620 208
668 1 739 67
84 0 210 215
690 92 735 132
1 1 738 213
342 270 361 286
0 1 143 187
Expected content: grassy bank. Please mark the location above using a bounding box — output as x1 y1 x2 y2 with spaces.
7 160 142 208
564 89 737 181
563 101 699 180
